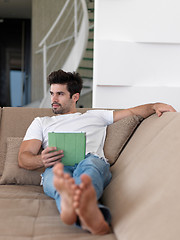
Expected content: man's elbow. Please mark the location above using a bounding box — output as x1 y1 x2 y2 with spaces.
18 153 25 168
18 150 29 169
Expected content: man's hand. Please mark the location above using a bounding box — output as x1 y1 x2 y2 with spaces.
18 139 64 170
41 147 64 168
153 103 176 117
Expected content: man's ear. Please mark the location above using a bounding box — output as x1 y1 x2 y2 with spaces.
72 93 80 103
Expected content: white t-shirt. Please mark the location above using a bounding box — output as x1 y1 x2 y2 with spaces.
24 110 114 159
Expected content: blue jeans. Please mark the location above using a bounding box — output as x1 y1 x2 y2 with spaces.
41 153 112 225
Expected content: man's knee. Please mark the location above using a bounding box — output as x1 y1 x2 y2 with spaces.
77 154 112 187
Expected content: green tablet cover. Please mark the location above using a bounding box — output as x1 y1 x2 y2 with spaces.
48 132 86 166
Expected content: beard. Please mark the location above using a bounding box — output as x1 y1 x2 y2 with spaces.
51 102 71 115
52 108 64 114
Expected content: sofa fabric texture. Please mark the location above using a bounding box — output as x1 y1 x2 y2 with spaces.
0 137 42 185
0 107 179 240
102 112 180 240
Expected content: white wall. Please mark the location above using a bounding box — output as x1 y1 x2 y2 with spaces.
93 0 180 111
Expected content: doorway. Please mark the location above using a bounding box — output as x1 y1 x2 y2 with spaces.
0 19 31 107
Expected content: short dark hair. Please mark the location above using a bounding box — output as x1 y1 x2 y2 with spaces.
48 69 83 98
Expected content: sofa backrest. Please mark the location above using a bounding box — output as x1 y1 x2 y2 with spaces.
102 112 180 240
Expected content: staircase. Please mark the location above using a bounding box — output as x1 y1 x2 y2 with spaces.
38 0 94 108
77 0 94 108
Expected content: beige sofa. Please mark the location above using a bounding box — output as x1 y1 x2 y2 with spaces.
0 107 179 240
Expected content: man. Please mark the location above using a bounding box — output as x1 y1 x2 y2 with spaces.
18 69 176 235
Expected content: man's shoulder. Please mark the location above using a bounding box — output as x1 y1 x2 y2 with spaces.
83 109 113 115
80 110 113 122
83 109 112 113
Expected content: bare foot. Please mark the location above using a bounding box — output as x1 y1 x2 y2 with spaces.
53 163 78 225
73 174 111 235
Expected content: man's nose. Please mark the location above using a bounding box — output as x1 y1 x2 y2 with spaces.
52 94 58 102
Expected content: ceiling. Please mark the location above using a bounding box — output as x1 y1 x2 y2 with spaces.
0 0 32 19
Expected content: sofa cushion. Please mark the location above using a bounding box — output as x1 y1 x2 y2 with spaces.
104 115 143 165
0 185 117 240
0 137 43 185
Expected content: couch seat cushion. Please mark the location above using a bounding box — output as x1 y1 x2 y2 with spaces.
0 185 116 240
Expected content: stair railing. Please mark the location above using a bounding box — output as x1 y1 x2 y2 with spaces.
37 0 88 101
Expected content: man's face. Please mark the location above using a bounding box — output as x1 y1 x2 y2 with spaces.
50 84 76 114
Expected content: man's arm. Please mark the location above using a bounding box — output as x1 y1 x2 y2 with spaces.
18 139 64 170
113 103 176 123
